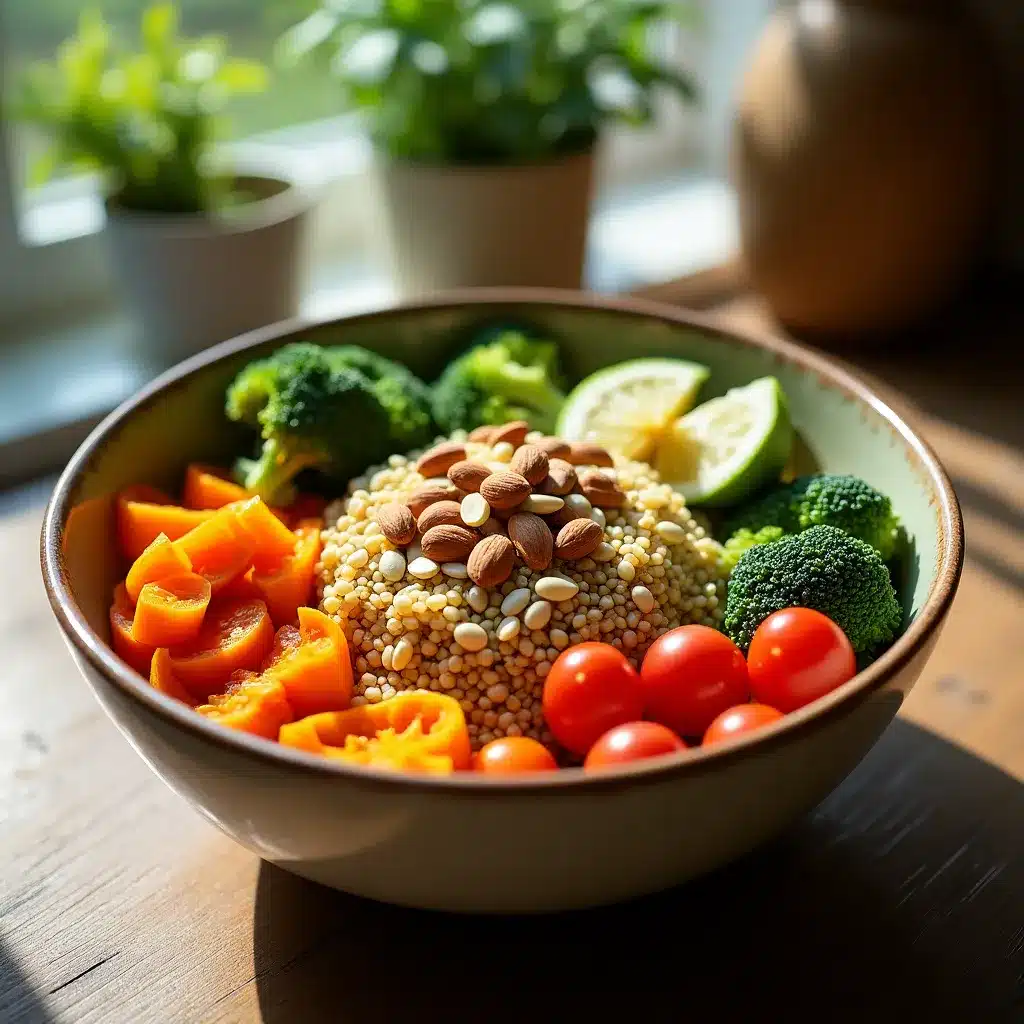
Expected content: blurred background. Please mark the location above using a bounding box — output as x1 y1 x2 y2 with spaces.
0 0 1021 484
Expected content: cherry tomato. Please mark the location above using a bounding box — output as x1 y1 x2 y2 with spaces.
542 643 645 756
639 625 749 738
584 721 686 770
702 703 785 746
747 607 856 712
474 737 558 774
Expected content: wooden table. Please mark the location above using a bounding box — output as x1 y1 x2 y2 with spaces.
2 289 1022 1024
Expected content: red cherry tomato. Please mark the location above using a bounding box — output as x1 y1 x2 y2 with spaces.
639 625 749 738
747 607 856 713
584 721 686 770
702 703 785 746
542 643 645 756
474 737 558 774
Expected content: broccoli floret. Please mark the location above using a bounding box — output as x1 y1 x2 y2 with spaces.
720 525 785 573
324 346 435 450
224 342 430 504
795 475 900 560
225 343 320 428
726 474 900 559
723 525 902 653
725 487 800 536
432 331 566 433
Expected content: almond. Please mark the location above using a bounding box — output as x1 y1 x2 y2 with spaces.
480 470 532 510
566 442 614 468
421 524 478 563
508 512 554 571
376 503 417 546
518 494 564 515
416 441 467 478
509 444 549 485
554 518 604 559
416 500 464 534
406 481 464 519
578 469 626 508
539 458 577 496
447 460 492 493
534 436 572 459
548 504 583 530
490 420 529 447
468 425 496 443
467 534 516 588
479 518 507 538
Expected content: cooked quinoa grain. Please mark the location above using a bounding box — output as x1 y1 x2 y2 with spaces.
318 431 728 751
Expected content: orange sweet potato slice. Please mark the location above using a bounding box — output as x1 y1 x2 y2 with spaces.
182 464 250 510
278 691 469 773
194 669 294 738
125 532 193 603
119 484 174 506
219 566 261 601
168 596 275 698
229 496 300 572
117 491 213 562
132 572 212 647
251 521 322 627
149 648 197 706
176 507 256 596
262 606 353 718
109 582 155 676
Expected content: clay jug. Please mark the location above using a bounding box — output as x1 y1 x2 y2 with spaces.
731 0 997 337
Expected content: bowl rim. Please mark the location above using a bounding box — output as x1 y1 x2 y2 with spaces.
40 288 964 794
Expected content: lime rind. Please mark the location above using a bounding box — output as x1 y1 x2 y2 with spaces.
659 376 793 507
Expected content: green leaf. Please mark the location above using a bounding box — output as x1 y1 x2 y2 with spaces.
27 148 61 187
142 3 178 55
648 64 698 102
390 0 423 28
215 59 270 94
77 9 111 55
335 28 401 85
275 10 341 67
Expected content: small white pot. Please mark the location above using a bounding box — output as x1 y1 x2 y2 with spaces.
377 150 595 297
104 175 312 361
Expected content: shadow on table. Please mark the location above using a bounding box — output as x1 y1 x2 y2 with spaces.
0 940 56 1024
252 720 1023 1024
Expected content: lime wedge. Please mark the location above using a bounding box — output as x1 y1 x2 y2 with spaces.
556 358 710 462
654 376 793 507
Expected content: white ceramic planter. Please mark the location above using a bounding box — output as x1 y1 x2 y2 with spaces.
104 175 311 361
377 151 595 297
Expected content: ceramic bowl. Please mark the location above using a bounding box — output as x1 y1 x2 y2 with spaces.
41 291 963 914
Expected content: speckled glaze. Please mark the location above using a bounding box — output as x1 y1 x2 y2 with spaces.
41 291 963 914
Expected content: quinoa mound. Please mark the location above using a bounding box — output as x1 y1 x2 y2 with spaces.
317 431 727 751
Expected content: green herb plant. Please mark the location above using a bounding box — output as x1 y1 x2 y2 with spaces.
13 3 269 213
278 0 699 165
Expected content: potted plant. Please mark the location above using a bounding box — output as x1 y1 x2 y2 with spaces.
14 4 313 359
279 0 697 295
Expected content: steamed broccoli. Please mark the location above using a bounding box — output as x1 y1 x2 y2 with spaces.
720 525 784 573
723 525 902 653
324 346 435 450
432 331 566 433
226 343 315 429
725 474 900 559
225 342 434 504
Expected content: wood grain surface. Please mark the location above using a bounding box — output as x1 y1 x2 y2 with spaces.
2 292 1021 1023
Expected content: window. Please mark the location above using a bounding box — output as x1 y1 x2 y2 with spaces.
0 0 772 330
